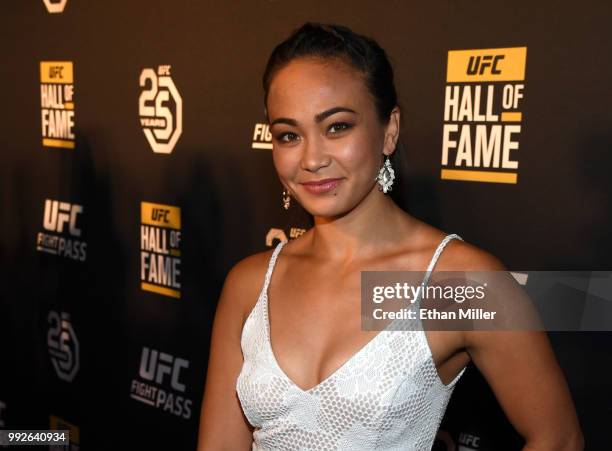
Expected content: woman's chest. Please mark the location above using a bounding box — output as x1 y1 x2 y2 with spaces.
267 265 463 391
237 310 440 430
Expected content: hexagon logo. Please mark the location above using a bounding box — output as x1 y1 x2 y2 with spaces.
47 310 80 382
138 65 183 154
43 0 68 13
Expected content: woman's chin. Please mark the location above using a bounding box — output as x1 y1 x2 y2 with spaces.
301 202 351 220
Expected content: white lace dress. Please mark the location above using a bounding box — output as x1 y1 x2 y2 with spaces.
236 234 466 450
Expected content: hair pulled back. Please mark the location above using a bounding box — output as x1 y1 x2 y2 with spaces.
263 22 398 124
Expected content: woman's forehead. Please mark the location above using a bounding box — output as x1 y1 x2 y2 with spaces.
267 57 371 119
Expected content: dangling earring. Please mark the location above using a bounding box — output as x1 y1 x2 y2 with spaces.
375 154 395 194
282 189 291 210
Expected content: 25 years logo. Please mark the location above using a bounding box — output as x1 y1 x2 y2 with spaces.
47 311 80 383
138 65 183 154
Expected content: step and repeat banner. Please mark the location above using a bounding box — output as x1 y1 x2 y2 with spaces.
2 1 611 450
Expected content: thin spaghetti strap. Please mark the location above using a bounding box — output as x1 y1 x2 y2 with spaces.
262 239 288 294
422 233 463 288
426 233 463 273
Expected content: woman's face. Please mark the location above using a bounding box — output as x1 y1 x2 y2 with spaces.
266 57 399 219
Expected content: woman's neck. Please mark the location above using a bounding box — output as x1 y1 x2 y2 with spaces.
309 185 419 262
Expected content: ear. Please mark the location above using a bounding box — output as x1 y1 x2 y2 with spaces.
383 106 400 156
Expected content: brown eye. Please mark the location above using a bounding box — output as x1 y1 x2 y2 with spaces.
328 122 353 134
276 132 299 143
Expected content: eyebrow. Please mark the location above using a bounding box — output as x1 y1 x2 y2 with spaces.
269 106 357 127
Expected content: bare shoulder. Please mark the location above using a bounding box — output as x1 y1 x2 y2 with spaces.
436 235 507 272
221 245 277 327
198 246 277 448
225 246 273 288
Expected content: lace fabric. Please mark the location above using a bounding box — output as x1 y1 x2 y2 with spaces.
236 234 466 450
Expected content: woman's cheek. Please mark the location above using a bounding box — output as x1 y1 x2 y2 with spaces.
339 139 377 174
273 149 300 181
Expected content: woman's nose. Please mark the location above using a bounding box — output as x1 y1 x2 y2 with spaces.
300 135 331 172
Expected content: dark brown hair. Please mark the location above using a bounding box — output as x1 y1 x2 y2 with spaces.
263 22 398 124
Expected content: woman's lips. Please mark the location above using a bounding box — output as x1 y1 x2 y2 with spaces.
300 178 343 194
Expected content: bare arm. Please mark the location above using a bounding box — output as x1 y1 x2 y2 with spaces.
197 255 265 450
465 328 583 450
450 246 584 450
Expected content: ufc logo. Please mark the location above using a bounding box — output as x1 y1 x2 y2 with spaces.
158 65 171 76
48 66 64 79
466 55 504 75
459 432 481 448
151 208 170 223
139 347 189 392
43 199 82 236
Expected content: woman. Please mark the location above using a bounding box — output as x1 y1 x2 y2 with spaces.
198 23 583 450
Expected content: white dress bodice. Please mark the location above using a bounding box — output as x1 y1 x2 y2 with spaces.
236 234 466 450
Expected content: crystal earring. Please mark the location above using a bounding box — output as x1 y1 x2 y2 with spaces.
282 189 291 210
375 154 395 193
